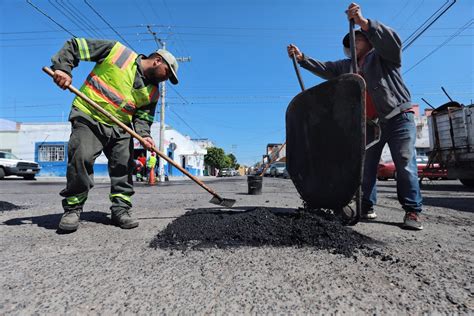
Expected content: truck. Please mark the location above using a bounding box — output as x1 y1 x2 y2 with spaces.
0 151 41 180
427 102 474 187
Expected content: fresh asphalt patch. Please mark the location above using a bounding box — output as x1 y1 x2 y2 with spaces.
151 207 387 258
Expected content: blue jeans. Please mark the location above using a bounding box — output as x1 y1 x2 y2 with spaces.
362 112 423 213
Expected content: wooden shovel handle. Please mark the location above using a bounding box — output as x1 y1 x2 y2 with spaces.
43 66 223 200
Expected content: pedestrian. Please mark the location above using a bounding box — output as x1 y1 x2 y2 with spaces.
287 2 423 230
51 38 179 231
138 152 147 181
147 152 157 181
135 159 144 182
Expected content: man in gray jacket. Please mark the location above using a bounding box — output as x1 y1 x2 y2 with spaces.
287 3 423 230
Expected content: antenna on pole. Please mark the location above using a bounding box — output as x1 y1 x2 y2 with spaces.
421 98 436 110
441 86 454 102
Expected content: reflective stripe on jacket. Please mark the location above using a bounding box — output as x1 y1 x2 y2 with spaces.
72 40 160 125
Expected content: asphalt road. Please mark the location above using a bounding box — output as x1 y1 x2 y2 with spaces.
1 176 473 314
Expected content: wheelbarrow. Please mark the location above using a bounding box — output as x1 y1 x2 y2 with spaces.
286 20 380 225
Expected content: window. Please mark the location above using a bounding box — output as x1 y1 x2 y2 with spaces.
0 151 18 159
39 145 65 162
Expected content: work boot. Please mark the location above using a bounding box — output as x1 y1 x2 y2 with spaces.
58 209 81 231
111 209 139 229
403 211 423 230
361 208 377 220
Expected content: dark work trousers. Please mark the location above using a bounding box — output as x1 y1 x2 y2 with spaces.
60 117 135 214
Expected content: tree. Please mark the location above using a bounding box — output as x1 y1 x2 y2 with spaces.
204 147 240 170
227 153 237 169
204 147 227 169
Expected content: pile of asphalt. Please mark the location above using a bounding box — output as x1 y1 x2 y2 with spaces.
0 201 26 212
150 207 374 257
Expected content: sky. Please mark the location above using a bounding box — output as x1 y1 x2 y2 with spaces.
0 0 473 166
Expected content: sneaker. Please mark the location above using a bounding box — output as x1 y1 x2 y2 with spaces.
111 210 139 229
58 210 81 231
403 212 423 230
361 209 377 220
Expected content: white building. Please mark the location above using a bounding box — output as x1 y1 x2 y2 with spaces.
191 138 215 150
0 119 207 177
380 107 431 162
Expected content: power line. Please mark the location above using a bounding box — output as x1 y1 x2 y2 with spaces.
146 0 163 23
396 0 425 30
404 19 473 74
402 0 456 51
25 0 77 37
161 0 190 58
47 0 94 37
1 24 471 35
83 0 136 50
133 0 151 25
403 0 451 45
167 107 202 138
390 0 411 26
61 0 106 38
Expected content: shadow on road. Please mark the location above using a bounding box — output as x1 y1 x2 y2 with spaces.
422 197 474 213
150 206 376 256
375 190 473 213
2 211 110 232
419 183 474 192
377 181 474 193
360 219 403 228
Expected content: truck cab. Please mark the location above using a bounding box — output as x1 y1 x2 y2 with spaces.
0 151 41 180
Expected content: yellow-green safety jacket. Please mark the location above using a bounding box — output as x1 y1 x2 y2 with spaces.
51 38 159 135
73 39 159 125
147 155 157 168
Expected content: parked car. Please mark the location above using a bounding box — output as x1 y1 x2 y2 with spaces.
377 156 448 181
0 151 41 180
282 168 290 179
417 156 448 180
269 162 286 177
377 160 396 180
264 165 272 177
218 168 233 177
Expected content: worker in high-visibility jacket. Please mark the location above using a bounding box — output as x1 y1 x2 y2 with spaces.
50 38 179 232
146 152 157 181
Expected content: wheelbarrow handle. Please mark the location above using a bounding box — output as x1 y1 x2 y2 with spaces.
349 19 358 74
291 54 305 92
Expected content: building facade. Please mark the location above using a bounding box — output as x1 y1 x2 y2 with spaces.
0 119 207 177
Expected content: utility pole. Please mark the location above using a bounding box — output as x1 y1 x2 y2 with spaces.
147 26 191 182
158 41 167 182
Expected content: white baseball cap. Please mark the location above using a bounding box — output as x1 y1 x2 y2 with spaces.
156 49 179 85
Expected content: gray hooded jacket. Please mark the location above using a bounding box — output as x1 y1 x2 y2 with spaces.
298 19 412 120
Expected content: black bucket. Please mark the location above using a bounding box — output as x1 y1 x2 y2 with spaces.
247 175 263 195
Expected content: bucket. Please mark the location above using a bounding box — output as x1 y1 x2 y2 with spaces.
247 175 263 195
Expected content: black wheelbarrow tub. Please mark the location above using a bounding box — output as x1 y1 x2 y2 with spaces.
286 73 366 210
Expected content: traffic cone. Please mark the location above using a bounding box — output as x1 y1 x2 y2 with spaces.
148 168 156 185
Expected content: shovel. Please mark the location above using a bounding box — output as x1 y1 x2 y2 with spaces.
43 66 236 208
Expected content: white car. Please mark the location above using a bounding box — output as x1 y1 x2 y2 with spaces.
270 162 286 177
0 151 41 180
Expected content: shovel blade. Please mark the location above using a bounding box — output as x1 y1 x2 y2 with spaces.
209 196 236 208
